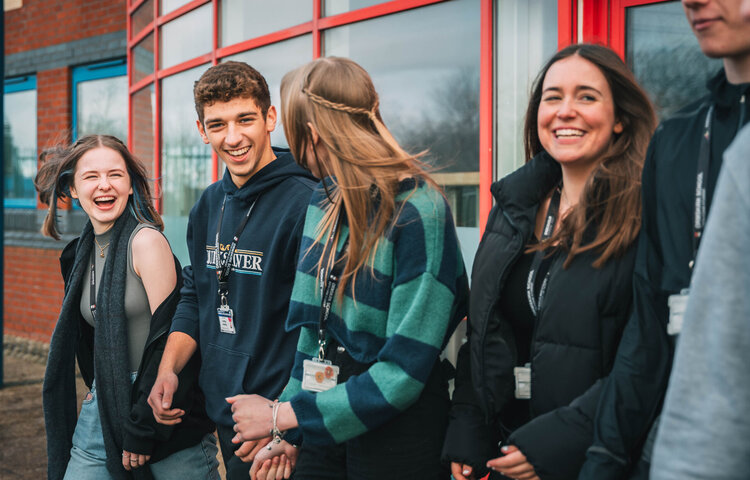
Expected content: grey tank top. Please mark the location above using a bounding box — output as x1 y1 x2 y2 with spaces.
80 223 158 372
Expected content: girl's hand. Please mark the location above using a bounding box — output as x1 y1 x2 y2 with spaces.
450 461 476 480
486 445 540 480
122 450 150 471
250 440 298 480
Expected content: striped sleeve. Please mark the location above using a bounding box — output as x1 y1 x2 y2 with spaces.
288 185 466 445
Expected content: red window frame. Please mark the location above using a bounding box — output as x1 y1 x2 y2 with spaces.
127 0 576 231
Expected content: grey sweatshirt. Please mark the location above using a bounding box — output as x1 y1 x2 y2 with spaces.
651 124 750 479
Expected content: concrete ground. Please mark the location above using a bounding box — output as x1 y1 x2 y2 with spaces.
0 338 227 479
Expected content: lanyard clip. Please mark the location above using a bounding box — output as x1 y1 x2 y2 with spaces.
317 337 326 361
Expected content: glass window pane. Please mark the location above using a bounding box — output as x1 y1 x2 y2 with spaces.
133 32 155 84
324 0 384 16
132 84 156 178
226 35 313 148
161 65 213 266
626 0 721 119
132 0 154 36
160 4 212 69
77 75 128 141
495 0 558 177
161 0 192 15
221 0 312 46
3 87 37 206
324 0 480 230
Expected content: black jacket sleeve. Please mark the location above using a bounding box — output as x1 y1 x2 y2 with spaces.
441 340 500 478
578 134 673 479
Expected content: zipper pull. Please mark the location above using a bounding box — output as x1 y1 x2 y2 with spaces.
739 94 747 130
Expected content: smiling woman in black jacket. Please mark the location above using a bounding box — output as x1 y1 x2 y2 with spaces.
442 44 656 480
37 135 217 480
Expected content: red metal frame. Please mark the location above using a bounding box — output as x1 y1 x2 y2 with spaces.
610 0 672 58
153 0 161 212
581 0 609 44
478 0 493 235
558 0 577 48
317 0 447 30
313 0 322 58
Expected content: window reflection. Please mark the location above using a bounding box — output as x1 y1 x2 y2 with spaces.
133 32 155 84
495 0 558 177
3 86 37 206
161 0 192 15
221 0 311 46
626 1 722 119
160 3 212 69
132 0 154 36
324 0 480 228
161 65 213 265
324 0 384 16
132 84 155 178
226 35 313 149
77 75 128 141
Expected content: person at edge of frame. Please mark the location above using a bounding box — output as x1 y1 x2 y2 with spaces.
225 56 469 480
147 61 317 480
649 0 750 477
442 44 656 480
578 0 750 478
39 134 219 480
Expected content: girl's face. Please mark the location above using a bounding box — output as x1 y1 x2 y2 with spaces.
70 146 133 234
537 55 622 169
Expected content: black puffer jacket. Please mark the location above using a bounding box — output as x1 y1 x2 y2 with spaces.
442 152 637 480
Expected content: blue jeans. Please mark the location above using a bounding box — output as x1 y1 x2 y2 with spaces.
64 377 220 480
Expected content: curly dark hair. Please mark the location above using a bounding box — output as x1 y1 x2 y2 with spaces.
193 61 271 123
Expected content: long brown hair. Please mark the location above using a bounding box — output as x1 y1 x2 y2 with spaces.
281 57 438 296
524 44 656 268
35 134 162 239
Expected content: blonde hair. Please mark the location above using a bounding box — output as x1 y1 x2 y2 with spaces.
281 57 438 296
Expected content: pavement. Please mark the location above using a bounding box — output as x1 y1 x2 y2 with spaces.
0 337 228 479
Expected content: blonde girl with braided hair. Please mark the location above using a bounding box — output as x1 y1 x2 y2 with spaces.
227 56 469 480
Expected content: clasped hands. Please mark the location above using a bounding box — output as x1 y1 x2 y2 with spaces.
227 394 299 480
451 445 540 480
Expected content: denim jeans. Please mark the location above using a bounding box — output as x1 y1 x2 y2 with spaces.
64 376 220 480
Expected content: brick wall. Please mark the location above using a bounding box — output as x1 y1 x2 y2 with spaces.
4 0 127 345
4 0 126 56
3 246 65 343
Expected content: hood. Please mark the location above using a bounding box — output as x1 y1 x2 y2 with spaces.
490 151 561 223
220 147 317 204
707 68 750 108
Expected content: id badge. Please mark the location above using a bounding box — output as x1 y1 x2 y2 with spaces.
514 363 531 400
302 358 339 392
667 288 690 336
217 305 236 334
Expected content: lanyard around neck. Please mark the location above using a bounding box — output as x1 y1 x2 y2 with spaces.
215 194 257 296
526 184 561 316
317 210 347 360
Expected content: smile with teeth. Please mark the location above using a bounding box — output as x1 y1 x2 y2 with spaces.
555 128 585 138
226 146 250 157
94 196 116 206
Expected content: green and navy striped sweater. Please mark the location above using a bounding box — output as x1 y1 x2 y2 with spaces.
281 178 469 446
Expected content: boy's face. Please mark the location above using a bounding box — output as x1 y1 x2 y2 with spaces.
197 96 277 188
682 0 750 59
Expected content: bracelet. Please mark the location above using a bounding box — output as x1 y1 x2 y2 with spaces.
267 399 284 450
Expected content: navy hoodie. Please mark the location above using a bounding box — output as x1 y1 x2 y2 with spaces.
171 149 316 429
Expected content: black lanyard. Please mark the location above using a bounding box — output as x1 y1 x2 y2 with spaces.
691 106 713 270
89 261 98 322
691 97 746 269
527 185 561 316
317 212 348 361
215 194 257 297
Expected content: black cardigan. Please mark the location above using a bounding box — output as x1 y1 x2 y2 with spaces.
44 221 214 480
442 153 636 480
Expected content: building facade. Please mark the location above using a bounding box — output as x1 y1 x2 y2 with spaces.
4 0 718 345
